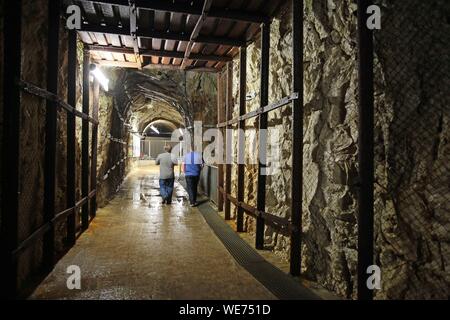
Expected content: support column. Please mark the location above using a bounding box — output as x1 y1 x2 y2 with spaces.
66 29 77 246
236 47 247 233
290 0 303 277
43 0 60 271
1 0 22 299
224 62 233 220
81 49 90 230
217 72 224 211
357 0 375 301
90 80 100 219
256 22 270 249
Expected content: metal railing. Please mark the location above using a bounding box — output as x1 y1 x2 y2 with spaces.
1 0 101 298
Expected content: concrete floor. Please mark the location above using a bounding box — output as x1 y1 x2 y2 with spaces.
30 165 275 300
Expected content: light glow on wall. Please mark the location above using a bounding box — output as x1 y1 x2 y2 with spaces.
132 133 141 158
90 66 109 91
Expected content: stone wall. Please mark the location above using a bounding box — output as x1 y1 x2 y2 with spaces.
16 0 49 291
229 0 449 299
11 0 79 292
372 0 450 299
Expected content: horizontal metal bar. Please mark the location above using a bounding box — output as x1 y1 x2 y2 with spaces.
217 187 291 234
11 191 97 259
103 133 127 145
217 93 298 128
76 0 270 24
87 45 233 62
18 80 99 125
144 63 219 73
262 92 299 114
80 24 246 47
11 224 52 260
102 156 128 181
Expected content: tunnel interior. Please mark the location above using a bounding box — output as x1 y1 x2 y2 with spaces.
0 0 449 301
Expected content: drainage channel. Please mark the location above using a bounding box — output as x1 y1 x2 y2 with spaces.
197 201 321 300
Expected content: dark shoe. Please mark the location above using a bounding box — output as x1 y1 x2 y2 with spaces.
162 199 166 205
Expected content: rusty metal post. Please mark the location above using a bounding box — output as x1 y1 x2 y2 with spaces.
217 72 224 211
81 49 90 230
289 0 304 277
236 47 247 232
256 22 270 249
224 62 233 220
66 29 77 246
43 0 61 271
90 80 100 218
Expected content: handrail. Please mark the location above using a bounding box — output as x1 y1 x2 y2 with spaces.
102 156 128 181
18 80 99 125
218 186 291 236
217 93 298 128
11 191 97 260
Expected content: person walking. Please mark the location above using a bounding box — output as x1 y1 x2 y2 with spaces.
183 150 203 207
155 145 177 205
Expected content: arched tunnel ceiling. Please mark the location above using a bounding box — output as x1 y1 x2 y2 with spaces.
110 69 193 134
132 101 184 134
142 119 180 136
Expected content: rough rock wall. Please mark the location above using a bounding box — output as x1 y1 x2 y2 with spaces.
186 72 217 126
95 89 129 207
373 0 450 299
17 0 49 290
301 0 359 299
230 0 449 299
230 0 359 298
13 0 81 291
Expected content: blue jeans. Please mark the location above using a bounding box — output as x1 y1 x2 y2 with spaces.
159 178 175 203
185 175 200 205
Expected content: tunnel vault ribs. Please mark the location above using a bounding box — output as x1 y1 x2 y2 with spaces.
121 71 194 129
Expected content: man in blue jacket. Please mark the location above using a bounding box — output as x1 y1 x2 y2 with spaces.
183 150 203 207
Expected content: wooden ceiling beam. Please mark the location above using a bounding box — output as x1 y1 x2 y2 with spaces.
181 0 213 69
87 45 233 62
79 24 246 47
144 63 218 73
76 0 270 24
93 59 139 69
128 1 142 69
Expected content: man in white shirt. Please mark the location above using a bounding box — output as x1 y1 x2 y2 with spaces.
155 145 177 205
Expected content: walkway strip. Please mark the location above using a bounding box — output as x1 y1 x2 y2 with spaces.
197 202 321 300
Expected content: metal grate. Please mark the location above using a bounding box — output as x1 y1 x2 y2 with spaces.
197 202 320 300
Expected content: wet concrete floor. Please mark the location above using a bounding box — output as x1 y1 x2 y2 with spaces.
30 165 276 300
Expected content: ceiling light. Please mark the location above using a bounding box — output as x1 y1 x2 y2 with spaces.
150 125 160 134
90 64 109 91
